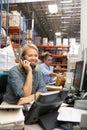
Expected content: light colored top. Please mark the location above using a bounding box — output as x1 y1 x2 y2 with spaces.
38 63 55 85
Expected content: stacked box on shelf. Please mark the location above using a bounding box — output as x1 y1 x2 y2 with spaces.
2 10 6 28
1 27 6 45
48 40 54 46
56 48 63 55
12 43 22 63
27 29 32 39
9 33 26 40
9 10 26 31
9 10 20 27
42 37 48 45
62 58 67 64
0 3 9 47
35 36 41 45
56 37 62 45
8 10 27 63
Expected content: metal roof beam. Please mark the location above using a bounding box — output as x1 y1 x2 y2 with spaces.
2 0 52 4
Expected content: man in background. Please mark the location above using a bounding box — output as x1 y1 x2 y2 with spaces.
38 52 58 85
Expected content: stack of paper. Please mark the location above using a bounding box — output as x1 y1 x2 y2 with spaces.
57 107 87 122
0 105 25 129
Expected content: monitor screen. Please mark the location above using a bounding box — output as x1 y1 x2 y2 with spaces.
73 60 87 93
25 90 68 125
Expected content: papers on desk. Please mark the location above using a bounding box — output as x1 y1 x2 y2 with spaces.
57 107 87 123
0 104 23 109
46 85 63 91
48 81 56 85
0 105 24 125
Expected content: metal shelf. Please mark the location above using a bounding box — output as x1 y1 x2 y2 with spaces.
37 45 69 72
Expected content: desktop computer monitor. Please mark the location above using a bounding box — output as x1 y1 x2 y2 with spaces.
73 60 87 94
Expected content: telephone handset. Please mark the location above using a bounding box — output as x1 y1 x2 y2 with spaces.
21 56 36 70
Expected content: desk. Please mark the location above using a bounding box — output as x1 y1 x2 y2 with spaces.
24 123 74 130
24 124 43 130
24 124 63 130
46 85 63 91
24 91 68 130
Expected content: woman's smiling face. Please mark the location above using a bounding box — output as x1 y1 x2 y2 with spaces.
24 48 38 65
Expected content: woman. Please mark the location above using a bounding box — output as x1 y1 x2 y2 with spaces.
2 43 46 105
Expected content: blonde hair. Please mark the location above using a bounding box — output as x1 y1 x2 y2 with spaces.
21 43 38 57
18 43 38 71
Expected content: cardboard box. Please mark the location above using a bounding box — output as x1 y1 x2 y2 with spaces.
2 10 6 28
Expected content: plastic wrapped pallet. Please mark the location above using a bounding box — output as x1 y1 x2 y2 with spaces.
9 10 20 27
0 44 16 71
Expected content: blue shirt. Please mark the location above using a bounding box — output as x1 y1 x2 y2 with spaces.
38 63 55 85
3 65 46 104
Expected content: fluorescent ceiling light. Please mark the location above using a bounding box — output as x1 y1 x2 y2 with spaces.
62 28 67 30
64 10 73 13
55 32 61 36
48 4 58 14
61 21 70 23
61 16 71 19
60 26 69 28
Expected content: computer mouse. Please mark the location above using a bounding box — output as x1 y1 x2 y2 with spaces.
64 93 75 105
67 93 73 98
66 97 75 104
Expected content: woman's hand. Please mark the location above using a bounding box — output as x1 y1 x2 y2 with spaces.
17 92 42 105
20 59 32 72
17 95 34 105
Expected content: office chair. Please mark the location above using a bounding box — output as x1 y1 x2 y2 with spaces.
0 73 8 104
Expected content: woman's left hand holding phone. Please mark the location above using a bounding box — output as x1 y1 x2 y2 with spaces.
20 59 32 73
20 59 33 97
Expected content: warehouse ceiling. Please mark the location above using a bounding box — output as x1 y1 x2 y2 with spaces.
3 0 81 41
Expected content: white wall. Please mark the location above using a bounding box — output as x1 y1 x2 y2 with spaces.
81 0 87 50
